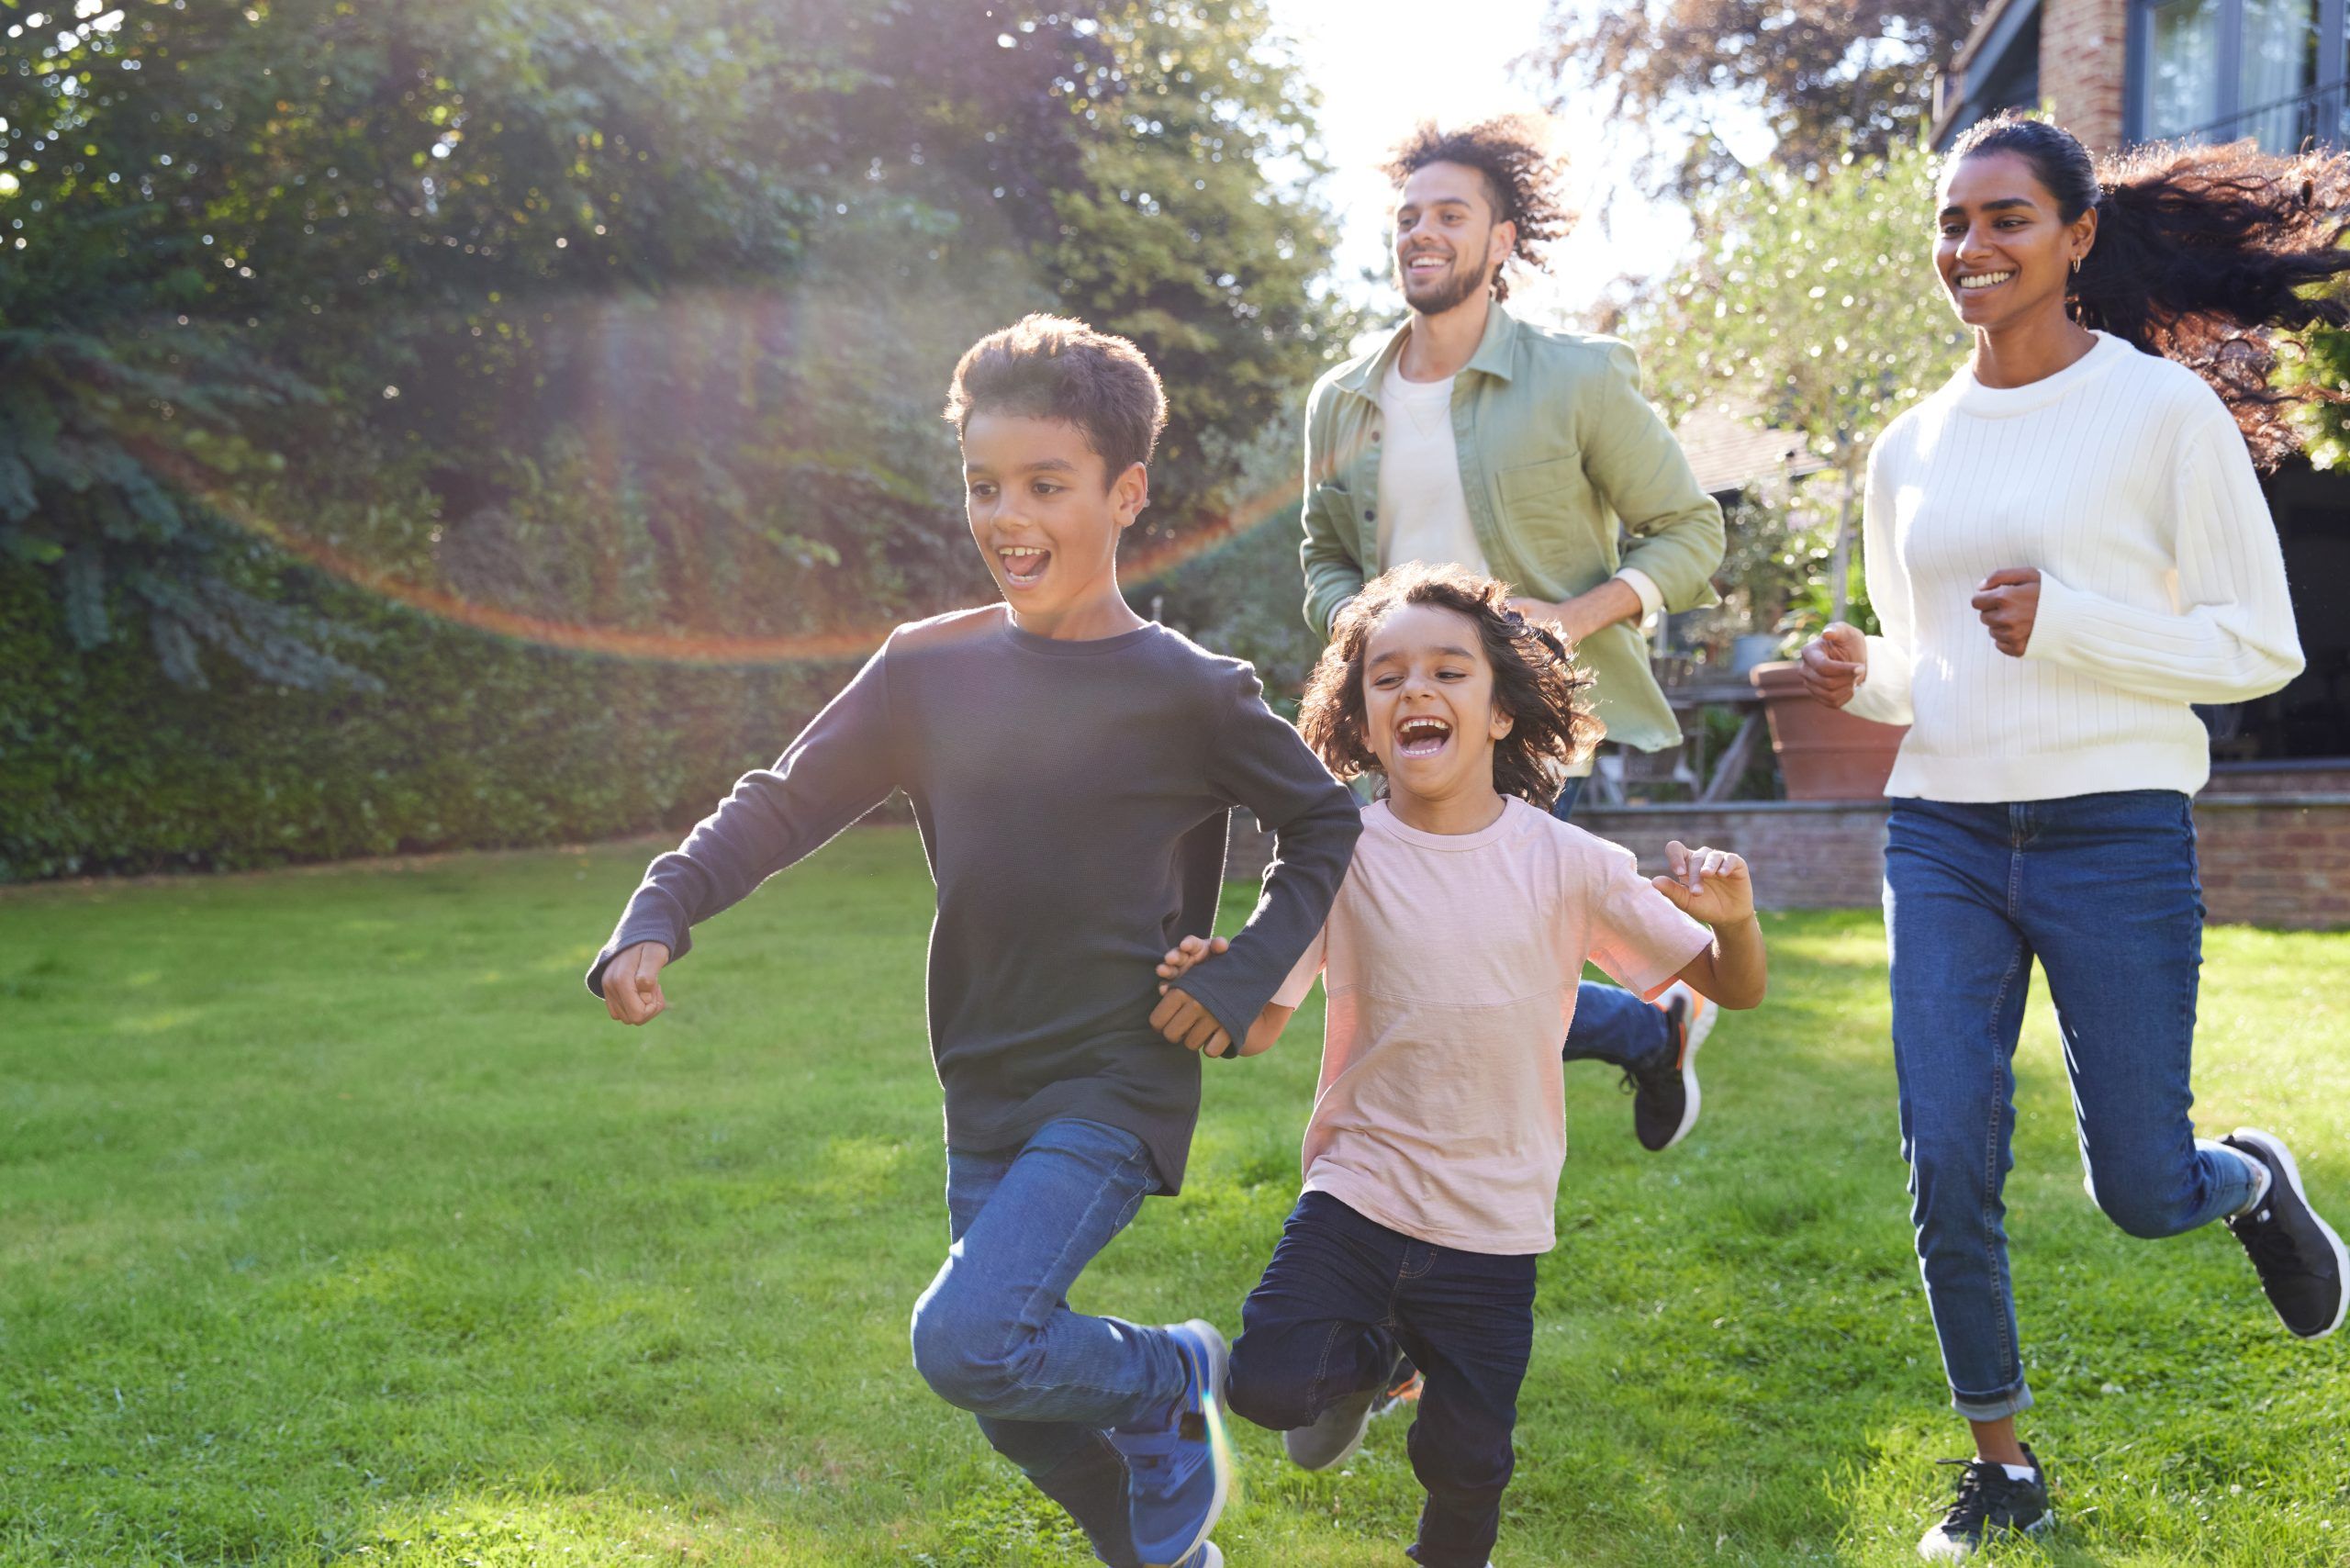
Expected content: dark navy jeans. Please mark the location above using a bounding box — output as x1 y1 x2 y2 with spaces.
1884 790 2259 1421
1551 773 1676 1073
910 1118 1192 1568
1227 1192 1537 1568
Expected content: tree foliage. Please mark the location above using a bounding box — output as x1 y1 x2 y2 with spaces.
1528 0 1986 185
1629 136 1968 637
1633 137 1966 470
2 0 1347 688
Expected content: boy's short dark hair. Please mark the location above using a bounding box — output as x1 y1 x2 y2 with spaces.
943 314 1169 478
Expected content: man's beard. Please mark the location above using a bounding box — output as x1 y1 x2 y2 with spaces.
1399 253 1488 317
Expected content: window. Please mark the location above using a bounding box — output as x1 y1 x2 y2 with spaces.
2132 0 2339 150
2144 0 2225 140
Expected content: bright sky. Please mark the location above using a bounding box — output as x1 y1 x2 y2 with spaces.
1263 0 1766 335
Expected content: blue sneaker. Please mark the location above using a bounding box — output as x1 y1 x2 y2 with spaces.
1112 1319 1232 1568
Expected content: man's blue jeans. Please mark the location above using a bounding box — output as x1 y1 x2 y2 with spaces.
1551 774 1675 1073
910 1118 1192 1567
1884 791 2260 1421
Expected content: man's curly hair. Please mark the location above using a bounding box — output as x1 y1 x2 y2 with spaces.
1380 114 1576 303
1299 564 1601 810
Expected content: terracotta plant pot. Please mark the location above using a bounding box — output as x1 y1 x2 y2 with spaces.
1748 661 1910 801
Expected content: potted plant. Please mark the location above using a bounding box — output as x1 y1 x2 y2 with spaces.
1749 518 1907 800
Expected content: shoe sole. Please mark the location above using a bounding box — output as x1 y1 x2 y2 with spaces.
2232 1126 2350 1339
1917 1509 2053 1562
1149 1319 1234 1568
1657 992 1713 1152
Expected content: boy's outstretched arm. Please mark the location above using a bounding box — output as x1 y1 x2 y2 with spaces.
587 641 901 1019
1649 840 1768 1010
1155 665 1361 1053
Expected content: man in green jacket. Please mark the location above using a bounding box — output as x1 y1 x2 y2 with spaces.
1300 115 1728 1156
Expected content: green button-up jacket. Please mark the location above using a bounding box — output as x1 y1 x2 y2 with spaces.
1298 302 1724 754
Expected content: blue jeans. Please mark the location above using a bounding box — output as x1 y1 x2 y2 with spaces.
910 1118 1192 1567
1551 774 1675 1073
1885 791 2260 1421
1228 1193 1537 1568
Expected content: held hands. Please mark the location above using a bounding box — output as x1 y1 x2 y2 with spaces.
1798 622 1869 709
1153 935 1236 1058
602 940 672 1025
1970 568 2041 657
1650 840 1756 927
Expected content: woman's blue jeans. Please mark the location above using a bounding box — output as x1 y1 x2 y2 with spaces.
1885 790 2259 1421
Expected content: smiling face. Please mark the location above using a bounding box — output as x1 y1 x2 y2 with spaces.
1935 150 2097 333
1393 160 1516 318
1362 601 1515 806
961 411 1146 634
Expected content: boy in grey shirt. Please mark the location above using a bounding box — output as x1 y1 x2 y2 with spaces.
588 315 1360 1568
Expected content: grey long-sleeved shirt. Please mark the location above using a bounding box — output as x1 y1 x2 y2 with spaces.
587 605 1361 1193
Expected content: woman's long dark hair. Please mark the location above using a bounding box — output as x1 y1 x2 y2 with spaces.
1950 111 2350 464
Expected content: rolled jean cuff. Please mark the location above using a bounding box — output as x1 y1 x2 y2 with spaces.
1950 1379 2034 1423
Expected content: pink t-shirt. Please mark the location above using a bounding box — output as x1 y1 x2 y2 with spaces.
1272 797 1712 1254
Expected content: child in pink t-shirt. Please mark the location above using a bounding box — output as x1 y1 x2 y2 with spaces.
1160 563 1768 1568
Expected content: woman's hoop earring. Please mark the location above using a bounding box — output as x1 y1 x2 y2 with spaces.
2072 255 2084 275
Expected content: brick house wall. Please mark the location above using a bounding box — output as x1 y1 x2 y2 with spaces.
2040 0 2130 149
1226 795 2350 931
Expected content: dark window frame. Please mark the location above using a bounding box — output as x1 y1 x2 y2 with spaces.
2127 0 2348 146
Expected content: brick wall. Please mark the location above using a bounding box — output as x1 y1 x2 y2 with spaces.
1229 796 2350 930
1572 802 1892 912
2193 797 2350 923
2041 0 2129 150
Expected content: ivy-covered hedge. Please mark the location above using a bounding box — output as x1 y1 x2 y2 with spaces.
0 563 843 882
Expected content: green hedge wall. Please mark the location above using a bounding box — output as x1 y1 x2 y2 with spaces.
0 564 846 882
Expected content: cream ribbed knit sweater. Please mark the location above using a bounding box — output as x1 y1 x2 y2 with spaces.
1845 332 2305 801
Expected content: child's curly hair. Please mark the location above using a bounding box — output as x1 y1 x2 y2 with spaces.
1299 563 1601 808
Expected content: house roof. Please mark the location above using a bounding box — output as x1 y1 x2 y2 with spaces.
1931 0 2042 149
1673 405 1828 497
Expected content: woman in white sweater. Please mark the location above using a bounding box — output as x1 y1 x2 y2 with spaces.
1799 112 2346 1562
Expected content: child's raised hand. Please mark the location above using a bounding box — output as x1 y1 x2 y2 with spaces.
1156 934 1230 992
1651 840 1755 927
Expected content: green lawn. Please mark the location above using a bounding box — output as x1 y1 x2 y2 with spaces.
3 828 2346 1567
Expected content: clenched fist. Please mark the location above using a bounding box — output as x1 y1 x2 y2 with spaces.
1798 622 1869 709
601 940 671 1025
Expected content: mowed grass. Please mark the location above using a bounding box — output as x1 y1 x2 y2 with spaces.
2 827 2346 1568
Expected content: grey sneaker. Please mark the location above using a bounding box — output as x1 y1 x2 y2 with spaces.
1281 1357 1420 1471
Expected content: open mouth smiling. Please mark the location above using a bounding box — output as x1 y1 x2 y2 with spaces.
1955 269 2015 292
998 544 1051 587
1395 714 1452 759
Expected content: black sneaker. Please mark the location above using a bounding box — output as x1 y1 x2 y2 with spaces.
1917 1448 2051 1561
2222 1128 2348 1339
1622 982 1713 1152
